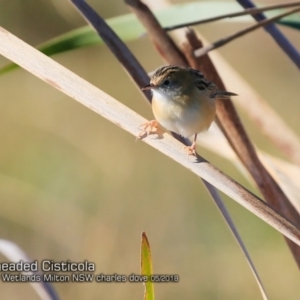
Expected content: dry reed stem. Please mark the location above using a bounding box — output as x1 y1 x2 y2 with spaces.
183 28 300 267
210 53 300 165
1 25 300 249
194 7 300 57
133 0 300 267
164 1 300 31
125 0 187 66
236 0 300 69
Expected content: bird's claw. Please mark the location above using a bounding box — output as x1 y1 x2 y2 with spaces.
137 120 164 139
183 145 197 158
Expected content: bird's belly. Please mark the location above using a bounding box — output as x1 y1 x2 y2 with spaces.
152 93 215 138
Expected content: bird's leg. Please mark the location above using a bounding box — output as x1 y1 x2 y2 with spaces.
137 120 164 139
184 134 198 157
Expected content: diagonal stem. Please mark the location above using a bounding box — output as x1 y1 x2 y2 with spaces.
70 0 150 98
183 28 300 267
165 1 300 31
125 0 187 66
236 0 300 69
195 7 300 57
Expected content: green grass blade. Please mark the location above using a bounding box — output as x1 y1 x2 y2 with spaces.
0 13 145 75
1 1 299 75
141 232 155 300
278 16 300 30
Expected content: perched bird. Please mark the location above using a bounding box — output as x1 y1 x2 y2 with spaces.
139 65 237 156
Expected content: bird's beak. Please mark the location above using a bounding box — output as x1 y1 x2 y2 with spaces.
141 84 154 91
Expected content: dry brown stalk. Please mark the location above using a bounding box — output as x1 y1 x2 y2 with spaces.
127 0 300 267
125 0 187 66
183 28 300 267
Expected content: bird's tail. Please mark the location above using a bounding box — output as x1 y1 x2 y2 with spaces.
212 91 237 99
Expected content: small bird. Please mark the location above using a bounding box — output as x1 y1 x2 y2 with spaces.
139 65 237 156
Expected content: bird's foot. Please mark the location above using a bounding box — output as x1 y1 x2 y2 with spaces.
183 143 197 157
137 120 164 139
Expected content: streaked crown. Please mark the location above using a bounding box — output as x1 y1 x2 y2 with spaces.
144 65 237 99
151 65 214 92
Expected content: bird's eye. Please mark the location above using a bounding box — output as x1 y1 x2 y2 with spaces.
163 79 170 86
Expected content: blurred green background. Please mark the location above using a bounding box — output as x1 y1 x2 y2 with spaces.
0 0 300 299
